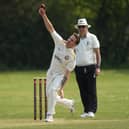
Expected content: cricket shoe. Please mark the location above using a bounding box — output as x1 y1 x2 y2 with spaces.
80 112 95 118
80 113 89 118
69 100 75 113
45 114 54 122
88 112 95 118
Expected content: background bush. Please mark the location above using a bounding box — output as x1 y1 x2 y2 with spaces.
0 0 129 70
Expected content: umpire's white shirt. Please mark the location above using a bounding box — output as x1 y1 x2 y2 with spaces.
47 31 76 77
75 32 100 66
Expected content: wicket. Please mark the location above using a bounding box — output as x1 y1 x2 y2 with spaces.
33 77 47 120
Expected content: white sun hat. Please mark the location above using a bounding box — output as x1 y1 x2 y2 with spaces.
74 18 91 29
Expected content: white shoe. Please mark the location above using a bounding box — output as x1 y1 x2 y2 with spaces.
80 112 95 118
45 114 54 122
80 113 89 118
88 112 95 118
69 100 75 112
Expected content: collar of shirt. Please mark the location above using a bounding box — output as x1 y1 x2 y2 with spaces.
80 32 90 39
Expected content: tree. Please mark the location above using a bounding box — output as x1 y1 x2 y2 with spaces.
0 0 129 70
95 0 129 67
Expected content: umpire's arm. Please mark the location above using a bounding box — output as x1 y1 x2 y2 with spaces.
94 48 101 75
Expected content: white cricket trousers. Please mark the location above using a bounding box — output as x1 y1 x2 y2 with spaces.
46 73 73 115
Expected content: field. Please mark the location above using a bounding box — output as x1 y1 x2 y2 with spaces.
0 69 129 129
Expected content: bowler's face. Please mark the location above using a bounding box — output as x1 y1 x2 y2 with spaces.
66 35 77 48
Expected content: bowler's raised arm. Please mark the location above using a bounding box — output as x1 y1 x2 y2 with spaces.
38 4 55 33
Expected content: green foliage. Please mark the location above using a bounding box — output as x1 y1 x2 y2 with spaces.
0 0 52 70
95 0 129 66
0 0 129 70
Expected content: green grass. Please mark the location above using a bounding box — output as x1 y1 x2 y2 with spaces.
0 69 129 129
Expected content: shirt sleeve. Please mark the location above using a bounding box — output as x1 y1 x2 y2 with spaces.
92 35 100 48
51 31 63 45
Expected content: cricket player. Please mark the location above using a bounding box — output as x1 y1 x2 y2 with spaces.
38 4 80 122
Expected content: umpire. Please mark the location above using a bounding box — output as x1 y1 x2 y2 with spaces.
74 18 101 118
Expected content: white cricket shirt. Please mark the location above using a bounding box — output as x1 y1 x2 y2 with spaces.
47 31 76 76
75 32 100 66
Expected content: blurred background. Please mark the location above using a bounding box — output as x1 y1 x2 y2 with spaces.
0 0 129 70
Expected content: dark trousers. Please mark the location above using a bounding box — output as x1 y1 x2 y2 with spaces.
75 65 97 113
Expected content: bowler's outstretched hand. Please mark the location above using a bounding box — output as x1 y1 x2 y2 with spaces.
39 3 46 16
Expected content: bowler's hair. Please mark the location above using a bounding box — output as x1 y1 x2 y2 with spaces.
73 33 80 45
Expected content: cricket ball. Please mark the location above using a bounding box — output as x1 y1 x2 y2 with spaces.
40 4 46 9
